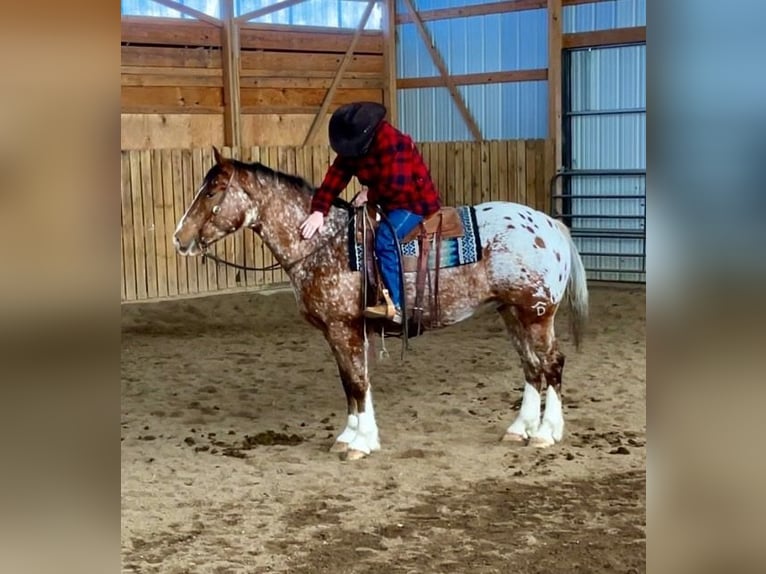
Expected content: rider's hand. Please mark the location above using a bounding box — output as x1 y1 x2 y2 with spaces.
299 211 325 239
352 187 369 207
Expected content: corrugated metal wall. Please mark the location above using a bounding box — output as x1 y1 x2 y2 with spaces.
396 5 548 141
565 42 646 282
563 0 646 32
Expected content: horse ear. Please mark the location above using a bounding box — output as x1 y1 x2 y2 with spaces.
213 146 224 165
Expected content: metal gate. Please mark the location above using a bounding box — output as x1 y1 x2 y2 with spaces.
551 44 646 283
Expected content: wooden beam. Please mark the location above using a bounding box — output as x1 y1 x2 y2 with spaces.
240 76 384 89
240 69 382 80
303 0 378 146
236 0 309 23
401 0 482 141
396 0 614 24
121 66 221 77
382 0 398 126
243 87 381 109
121 17 222 47
122 73 223 87
221 0 242 147
395 0 613 24
240 51 383 74
397 0 544 24
121 104 223 114
563 26 646 49
548 0 563 212
563 0 614 6
241 105 342 115
147 0 221 26
121 45 223 68
121 86 223 113
239 24 383 54
398 68 547 89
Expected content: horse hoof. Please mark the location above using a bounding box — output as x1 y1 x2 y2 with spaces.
345 449 368 461
529 436 555 448
501 432 527 444
329 441 349 453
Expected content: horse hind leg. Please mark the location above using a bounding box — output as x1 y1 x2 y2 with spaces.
498 306 545 444
535 349 566 445
528 320 566 448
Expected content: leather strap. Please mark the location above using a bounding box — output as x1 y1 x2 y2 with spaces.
413 222 430 328
433 213 443 327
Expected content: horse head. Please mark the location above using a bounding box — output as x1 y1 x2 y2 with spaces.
173 147 254 256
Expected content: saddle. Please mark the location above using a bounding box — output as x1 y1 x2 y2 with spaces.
355 205 465 332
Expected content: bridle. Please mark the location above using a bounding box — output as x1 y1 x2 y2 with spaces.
199 167 356 273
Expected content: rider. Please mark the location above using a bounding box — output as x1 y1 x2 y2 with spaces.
299 101 442 325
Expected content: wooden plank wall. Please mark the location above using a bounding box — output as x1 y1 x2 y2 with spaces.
121 17 385 149
121 140 552 302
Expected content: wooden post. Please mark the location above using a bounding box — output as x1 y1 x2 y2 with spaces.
221 0 242 147
401 0 482 141
548 0 563 214
303 0 377 146
382 0 398 127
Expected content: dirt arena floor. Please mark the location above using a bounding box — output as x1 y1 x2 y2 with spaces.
121 283 645 574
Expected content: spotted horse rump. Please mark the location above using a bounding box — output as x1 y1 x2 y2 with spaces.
173 148 590 461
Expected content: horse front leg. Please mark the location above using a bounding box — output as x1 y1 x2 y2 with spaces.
324 321 380 460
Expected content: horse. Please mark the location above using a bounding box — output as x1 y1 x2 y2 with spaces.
173 147 589 461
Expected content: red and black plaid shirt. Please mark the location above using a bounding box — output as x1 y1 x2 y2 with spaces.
310 121 442 217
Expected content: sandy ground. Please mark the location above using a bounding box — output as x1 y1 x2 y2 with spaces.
121 283 645 574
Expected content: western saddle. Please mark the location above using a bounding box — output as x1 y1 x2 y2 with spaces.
355 205 465 332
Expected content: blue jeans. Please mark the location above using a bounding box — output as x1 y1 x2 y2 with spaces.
375 209 423 310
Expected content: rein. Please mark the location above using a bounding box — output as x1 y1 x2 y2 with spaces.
201 250 281 273
202 198 356 274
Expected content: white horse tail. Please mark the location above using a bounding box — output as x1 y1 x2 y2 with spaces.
555 220 589 350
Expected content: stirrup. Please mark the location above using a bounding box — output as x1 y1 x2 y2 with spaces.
364 306 402 325
363 303 396 319
363 289 398 321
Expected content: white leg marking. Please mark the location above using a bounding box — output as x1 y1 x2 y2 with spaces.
506 382 541 439
531 385 564 446
348 387 380 454
335 414 358 445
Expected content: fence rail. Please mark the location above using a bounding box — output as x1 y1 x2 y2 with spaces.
121 140 552 302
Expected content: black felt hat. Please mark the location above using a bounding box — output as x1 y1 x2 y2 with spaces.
328 102 387 157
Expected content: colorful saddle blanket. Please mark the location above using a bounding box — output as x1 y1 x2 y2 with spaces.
349 205 483 273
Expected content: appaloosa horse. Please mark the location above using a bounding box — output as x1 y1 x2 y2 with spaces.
173 148 588 460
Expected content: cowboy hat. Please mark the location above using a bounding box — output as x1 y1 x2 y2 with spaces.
328 102 387 157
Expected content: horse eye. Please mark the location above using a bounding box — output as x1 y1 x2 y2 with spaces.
206 189 216 198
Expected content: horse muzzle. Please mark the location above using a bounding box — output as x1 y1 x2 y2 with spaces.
173 234 204 256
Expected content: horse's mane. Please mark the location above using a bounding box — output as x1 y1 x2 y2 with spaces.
206 158 350 211
231 159 317 196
